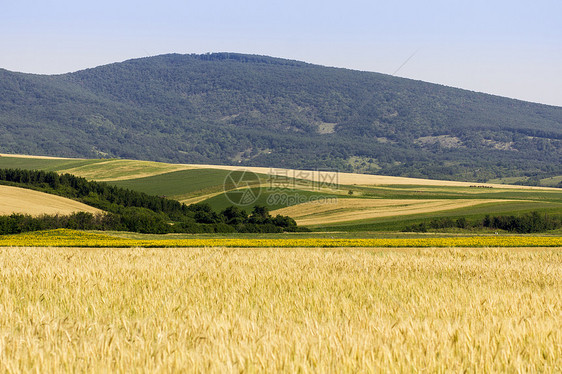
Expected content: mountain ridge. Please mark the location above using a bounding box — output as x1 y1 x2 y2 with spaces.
4 52 561 109
0 52 560 183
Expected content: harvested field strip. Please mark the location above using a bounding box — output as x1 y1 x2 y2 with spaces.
0 186 101 216
57 159 192 181
186 164 558 190
0 229 560 247
272 198 518 225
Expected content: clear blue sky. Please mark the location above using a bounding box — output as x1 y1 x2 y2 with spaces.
2 0 561 106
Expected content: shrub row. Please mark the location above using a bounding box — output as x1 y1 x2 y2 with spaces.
404 211 561 233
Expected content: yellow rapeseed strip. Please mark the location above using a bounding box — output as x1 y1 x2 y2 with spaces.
0 229 560 247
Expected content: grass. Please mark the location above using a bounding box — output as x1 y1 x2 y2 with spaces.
488 175 562 188
353 184 562 201
200 188 341 211
0 246 560 372
540 175 562 187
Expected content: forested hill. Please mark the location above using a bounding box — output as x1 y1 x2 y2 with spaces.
0 53 560 182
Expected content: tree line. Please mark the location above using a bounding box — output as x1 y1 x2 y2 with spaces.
403 211 561 233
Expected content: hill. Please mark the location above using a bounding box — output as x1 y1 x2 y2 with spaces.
0 185 101 216
0 53 560 183
0 154 560 232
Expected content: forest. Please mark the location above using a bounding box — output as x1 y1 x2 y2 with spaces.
0 53 560 183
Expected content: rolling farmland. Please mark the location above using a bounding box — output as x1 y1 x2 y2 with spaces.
0 153 560 229
272 198 519 226
0 154 560 372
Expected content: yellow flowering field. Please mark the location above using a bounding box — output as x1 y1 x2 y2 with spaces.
0 229 560 247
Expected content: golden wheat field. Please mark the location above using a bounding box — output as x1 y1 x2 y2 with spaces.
0 246 560 372
58 159 193 182
0 186 102 216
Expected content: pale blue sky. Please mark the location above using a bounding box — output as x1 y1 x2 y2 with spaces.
1 0 561 106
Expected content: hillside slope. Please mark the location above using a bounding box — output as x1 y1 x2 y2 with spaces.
0 53 560 182
0 185 102 216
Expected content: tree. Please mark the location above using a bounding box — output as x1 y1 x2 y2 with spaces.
221 206 248 225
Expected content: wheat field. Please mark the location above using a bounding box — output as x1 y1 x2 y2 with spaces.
0 246 560 372
0 185 102 216
57 159 193 182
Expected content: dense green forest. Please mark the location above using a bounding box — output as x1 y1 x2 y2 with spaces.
0 53 560 182
0 169 302 234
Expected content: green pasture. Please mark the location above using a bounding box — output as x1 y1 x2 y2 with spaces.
110 168 232 197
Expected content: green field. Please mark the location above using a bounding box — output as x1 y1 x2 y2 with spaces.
488 175 562 188
199 187 341 211
111 168 236 199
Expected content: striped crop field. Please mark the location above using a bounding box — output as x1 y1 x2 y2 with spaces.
271 198 519 225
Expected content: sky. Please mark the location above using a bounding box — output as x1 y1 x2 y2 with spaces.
1 0 561 107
